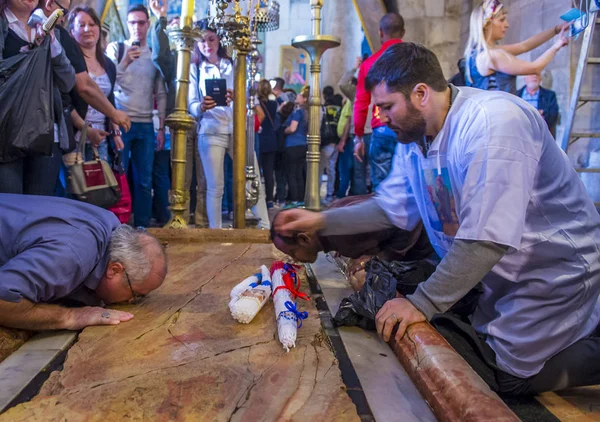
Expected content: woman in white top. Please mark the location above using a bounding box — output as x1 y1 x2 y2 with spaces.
68 6 124 162
463 0 569 94
188 20 269 229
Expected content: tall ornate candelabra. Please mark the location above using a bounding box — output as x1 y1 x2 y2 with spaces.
165 1 202 228
292 0 340 211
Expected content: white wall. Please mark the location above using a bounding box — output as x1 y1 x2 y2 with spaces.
262 0 313 80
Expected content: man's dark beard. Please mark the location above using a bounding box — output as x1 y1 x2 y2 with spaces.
389 101 427 144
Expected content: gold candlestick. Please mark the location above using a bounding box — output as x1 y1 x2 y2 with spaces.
165 16 202 229
292 0 340 211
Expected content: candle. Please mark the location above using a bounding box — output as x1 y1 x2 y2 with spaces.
180 0 195 28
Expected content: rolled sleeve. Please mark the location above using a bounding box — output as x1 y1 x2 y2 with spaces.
375 145 421 231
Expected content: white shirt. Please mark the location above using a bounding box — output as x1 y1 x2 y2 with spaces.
4 8 62 58
376 87 600 378
188 58 234 135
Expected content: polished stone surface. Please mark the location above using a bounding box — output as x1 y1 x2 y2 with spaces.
311 254 437 422
0 243 358 422
0 327 31 364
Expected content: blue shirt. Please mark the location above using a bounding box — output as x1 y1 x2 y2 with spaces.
377 87 600 378
520 88 540 110
0 194 120 305
285 108 308 148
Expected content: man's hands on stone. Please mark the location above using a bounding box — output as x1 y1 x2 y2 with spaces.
376 298 426 343
64 307 134 330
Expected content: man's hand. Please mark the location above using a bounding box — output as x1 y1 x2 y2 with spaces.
337 139 346 153
149 0 167 18
376 298 426 342
123 45 142 67
354 136 365 162
274 209 325 236
64 307 134 330
110 110 131 132
354 56 363 70
538 109 544 116
201 95 217 112
87 127 109 146
156 130 165 151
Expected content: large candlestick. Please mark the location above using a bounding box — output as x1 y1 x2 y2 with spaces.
165 9 202 229
292 0 340 210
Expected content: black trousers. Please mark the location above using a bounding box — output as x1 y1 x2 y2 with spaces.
284 145 307 202
260 151 276 203
274 151 288 202
0 143 62 195
432 314 600 396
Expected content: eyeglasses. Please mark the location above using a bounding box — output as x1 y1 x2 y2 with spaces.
54 0 70 16
125 271 142 305
127 20 148 26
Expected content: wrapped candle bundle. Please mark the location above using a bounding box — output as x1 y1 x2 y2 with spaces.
229 265 272 324
270 261 309 352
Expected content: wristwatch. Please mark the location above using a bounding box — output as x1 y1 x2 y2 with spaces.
111 129 122 137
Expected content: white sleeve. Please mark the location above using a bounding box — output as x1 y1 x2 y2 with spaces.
455 99 541 249
375 144 421 231
188 63 202 120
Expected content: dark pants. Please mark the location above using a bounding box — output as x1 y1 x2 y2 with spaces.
0 143 62 195
433 314 600 396
152 149 171 225
121 122 155 227
274 151 288 202
285 145 307 202
369 126 397 190
260 151 276 203
337 140 354 198
222 153 233 213
353 133 371 195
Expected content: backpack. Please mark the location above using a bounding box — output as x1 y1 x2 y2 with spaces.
320 104 341 146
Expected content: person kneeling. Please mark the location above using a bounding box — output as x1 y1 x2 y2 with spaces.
0 194 168 331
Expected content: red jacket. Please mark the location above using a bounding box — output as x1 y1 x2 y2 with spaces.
353 39 403 137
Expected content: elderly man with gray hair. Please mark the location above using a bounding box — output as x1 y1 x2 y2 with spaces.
0 195 167 331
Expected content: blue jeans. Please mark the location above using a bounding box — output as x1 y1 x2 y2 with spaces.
337 140 354 198
0 143 62 195
121 122 155 227
152 149 171 225
353 133 371 195
85 141 110 163
369 126 397 189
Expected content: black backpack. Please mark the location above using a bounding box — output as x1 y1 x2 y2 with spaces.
320 104 341 146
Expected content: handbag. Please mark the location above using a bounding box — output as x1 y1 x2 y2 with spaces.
107 149 132 223
67 126 121 208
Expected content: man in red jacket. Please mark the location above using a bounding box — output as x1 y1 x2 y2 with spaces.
353 13 405 190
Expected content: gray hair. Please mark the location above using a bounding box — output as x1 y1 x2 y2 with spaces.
109 225 165 283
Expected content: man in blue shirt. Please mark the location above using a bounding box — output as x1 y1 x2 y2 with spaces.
0 195 167 331
518 73 559 137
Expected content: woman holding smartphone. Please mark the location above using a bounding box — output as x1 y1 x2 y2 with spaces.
464 0 570 94
188 20 269 229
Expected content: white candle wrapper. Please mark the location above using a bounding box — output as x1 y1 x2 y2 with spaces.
230 265 272 324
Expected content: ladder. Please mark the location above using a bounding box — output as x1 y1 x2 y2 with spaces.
561 4 600 206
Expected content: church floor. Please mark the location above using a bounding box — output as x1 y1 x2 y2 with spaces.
0 233 358 421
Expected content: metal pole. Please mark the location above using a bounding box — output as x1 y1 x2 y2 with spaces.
233 52 248 228
165 16 200 229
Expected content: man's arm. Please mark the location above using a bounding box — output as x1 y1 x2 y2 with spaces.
151 16 176 85
0 298 133 331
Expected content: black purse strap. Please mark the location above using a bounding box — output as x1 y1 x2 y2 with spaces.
261 100 276 128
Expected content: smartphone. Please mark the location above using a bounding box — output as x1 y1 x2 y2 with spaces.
205 78 227 107
132 41 141 47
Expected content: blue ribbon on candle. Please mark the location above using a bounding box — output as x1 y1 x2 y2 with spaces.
281 301 308 328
